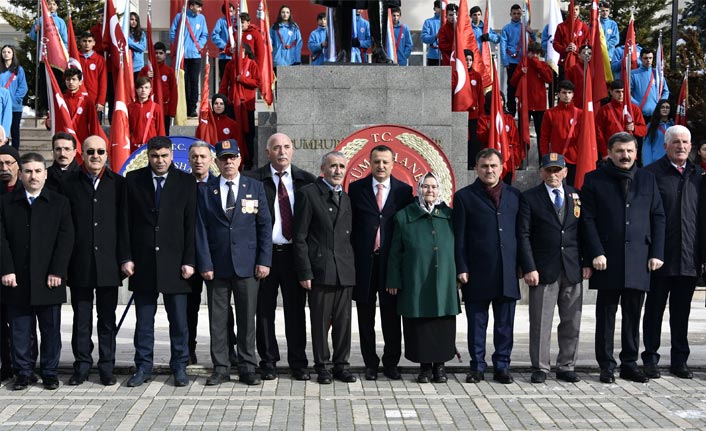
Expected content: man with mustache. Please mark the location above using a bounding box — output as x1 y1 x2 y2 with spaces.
582 132 665 384
45 132 80 192
0 145 20 195
293 151 356 384
642 125 702 380
247 133 315 381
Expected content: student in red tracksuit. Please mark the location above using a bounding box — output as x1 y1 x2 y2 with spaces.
540 80 583 185
211 93 247 168
565 44 592 109
128 77 165 152
219 43 260 169
436 4 458 66
552 4 588 79
55 68 106 144
240 13 266 71
510 41 553 161
77 31 107 117
138 41 177 135
477 90 521 183
595 79 647 159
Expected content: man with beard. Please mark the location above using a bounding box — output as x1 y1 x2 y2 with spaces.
46 132 80 192
582 132 665 384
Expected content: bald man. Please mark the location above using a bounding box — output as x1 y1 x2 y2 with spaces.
246 133 316 381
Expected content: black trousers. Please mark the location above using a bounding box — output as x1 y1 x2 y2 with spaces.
256 244 308 370
595 289 645 371
356 253 401 370
468 118 481 170
184 58 201 114
505 63 518 116
8 304 61 378
529 110 545 164
309 284 352 372
70 285 118 377
642 275 697 366
10 111 21 149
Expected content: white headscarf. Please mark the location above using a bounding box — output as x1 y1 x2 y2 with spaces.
416 172 443 214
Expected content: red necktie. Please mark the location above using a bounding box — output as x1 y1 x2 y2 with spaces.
276 172 293 240
374 183 384 251
677 166 685 174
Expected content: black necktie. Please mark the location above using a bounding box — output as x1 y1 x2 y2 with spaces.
155 177 164 206
226 181 235 220
331 189 340 206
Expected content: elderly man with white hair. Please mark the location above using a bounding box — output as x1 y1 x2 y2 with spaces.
642 125 702 380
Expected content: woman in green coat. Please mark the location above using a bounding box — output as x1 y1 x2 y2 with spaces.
386 172 461 383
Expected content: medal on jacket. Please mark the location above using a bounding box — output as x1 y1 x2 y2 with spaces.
572 193 581 218
242 197 258 214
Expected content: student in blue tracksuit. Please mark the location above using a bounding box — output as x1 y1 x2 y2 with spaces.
630 48 669 122
501 4 535 116
170 0 208 118
211 2 236 79
421 1 442 66
308 13 328 66
270 5 303 67
599 1 619 58
470 6 499 53
129 13 148 79
642 100 674 166
391 7 412 66
352 10 372 63
0 45 28 149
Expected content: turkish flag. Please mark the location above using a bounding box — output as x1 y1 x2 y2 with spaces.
564 0 576 70
195 62 219 145
103 0 134 102
589 0 608 102
451 0 473 112
488 58 512 177
480 0 493 89
40 0 68 71
66 14 82 71
675 70 688 126
574 63 597 189
256 0 275 106
110 60 131 172
45 57 78 152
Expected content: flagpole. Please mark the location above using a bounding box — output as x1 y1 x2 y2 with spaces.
34 0 42 127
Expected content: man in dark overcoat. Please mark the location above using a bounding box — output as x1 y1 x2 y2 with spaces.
247 133 315 381
195 139 272 386
517 153 588 384
453 148 521 384
349 144 413 380
293 151 357 384
45 132 80 192
61 135 124 387
1 152 74 391
642 125 703 379
119 136 197 387
582 132 665 384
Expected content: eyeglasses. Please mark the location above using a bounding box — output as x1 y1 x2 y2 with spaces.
86 149 106 155
0 160 16 167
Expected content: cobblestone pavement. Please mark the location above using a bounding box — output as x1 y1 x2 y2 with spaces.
2 300 706 430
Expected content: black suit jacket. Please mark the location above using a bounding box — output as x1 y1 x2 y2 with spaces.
245 163 316 228
0 187 74 306
517 183 583 285
120 164 196 294
293 178 355 286
348 174 414 303
45 159 80 192
60 168 126 288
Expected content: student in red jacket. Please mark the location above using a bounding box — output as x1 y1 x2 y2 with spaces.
436 3 458 66
240 13 265 71
552 3 588 79
78 31 107 118
211 93 247 167
138 42 177 135
57 68 106 144
510 42 553 160
595 79 647 159
128 77 165 151
540 80 583 185
565 44 592 109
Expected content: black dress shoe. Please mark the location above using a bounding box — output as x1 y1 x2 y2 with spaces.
644 363 661 379
670 363 694 379
317 369 332 384
206 371 231 386
174 370 189 387
620 366 649 383
240 372 261 386
333 369 357 383
260 366 277 381
556 371 581 383
43 375 59 390
531 370 547 383
291 368 311 381
432 364 447 383
1 367 13 381
383 366 401 380
187 111 198 118
493 369 514 384
465 370 484 383
364 368 378 381
417 369 432 383
100 375 117 386
599 368 615 383
188 351 198 365
127 370 151 387
13 375 29 390
68 372 89 386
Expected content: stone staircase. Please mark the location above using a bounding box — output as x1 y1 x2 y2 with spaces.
18 118 54 162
